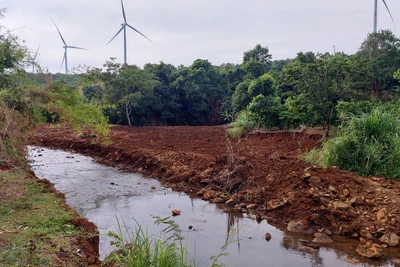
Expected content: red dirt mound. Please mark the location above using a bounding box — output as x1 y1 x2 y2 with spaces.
30 125 400 258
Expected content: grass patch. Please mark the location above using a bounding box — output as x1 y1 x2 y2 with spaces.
0 168 91 267
305 107 400 179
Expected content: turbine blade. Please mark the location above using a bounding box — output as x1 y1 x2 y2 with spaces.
60 51 66 71
106 26 124 45
51 17 67 46
126 24 153 44
121 0 127 23
382 0 397 30
68 46 88 51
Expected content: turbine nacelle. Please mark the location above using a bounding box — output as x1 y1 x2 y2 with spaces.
107 0 152 64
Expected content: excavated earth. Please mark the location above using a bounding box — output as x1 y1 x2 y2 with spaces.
29 125 400 260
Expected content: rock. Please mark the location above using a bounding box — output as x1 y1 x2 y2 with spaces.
333 201 350 211
302 172 311 181
151 186 156 190
188 225 193 230
246 204 257 209
312 233 334 244
264 233 272 241
329 185 336 193
212 198 225 204
299 245 317 253
350 197 364 206
264 198 290 211
309 176 321 184
356 240 382 258
172 209 181 216
344 258 360 265
248 215 256 220
343 189 350 197
392 259 400 264
360 229 373 240
225 199 234 205
379 233 400 247
377 208 388 223
287 220 313 234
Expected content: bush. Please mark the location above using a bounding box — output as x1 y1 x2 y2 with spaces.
306 107 400 179
228 111 256 138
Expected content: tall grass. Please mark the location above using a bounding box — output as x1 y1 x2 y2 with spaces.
104 217 191 267
228 110 256 138
306 107 400 179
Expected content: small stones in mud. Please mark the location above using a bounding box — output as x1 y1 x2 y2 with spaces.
329 185 336 193
264 198 290 211
212 198 225 204
333 201 350 211
312 233 333 244
344 258 360 265
350 197 364 206
287 220 313 234
392 259 400 264
246 204 257 209
225 199 234 205
376 208 388 223
356 239 382 259
171 209 181 216
343 189 350 197
379 233 400 247
264 233 272 241
309 176 321 184
299 245 318 253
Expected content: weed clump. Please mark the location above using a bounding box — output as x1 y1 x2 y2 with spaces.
306 107 400 179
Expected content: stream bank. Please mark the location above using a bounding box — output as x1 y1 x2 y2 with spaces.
29 125 400 264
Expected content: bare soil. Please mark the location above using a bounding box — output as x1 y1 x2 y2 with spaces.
30 125 400 258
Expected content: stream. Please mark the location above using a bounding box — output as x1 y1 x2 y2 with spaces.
27 146 395 267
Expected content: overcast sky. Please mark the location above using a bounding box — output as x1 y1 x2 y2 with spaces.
2 0 400 73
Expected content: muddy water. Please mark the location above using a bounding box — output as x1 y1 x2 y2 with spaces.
28 146 394 267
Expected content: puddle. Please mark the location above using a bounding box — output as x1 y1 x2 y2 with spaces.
27 146 395 266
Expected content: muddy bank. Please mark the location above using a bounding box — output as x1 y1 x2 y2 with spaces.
29 125 400 259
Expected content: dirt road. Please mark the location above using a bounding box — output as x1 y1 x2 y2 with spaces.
30 125 400 259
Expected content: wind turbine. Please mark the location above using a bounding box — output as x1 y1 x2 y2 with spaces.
51 18 87 74
107 0 153 64
373 0 396 33
32 43 40 73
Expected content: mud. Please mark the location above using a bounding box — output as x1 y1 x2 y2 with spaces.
29 125 400 259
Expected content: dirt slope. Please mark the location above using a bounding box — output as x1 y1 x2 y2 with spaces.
30 125 400 258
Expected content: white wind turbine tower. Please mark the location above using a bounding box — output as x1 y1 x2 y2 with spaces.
32 43 40 73
373 0 396 33
107 0 153 64
51 18 87 74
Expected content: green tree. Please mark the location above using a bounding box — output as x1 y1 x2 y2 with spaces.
243 44 272 68
282 53 355 137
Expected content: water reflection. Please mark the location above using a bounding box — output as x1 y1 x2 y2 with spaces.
28 146 395 267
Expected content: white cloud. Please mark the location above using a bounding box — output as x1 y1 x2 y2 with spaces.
2 0 400 73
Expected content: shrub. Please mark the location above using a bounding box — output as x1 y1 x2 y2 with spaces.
306 107 400 179
228 110 256 138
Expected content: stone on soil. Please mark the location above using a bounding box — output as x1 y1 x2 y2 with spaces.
312 233 333 244
333 201 350 210
379 233 400 247
287 220 313 234
356 240 382 259
376 208 388 223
